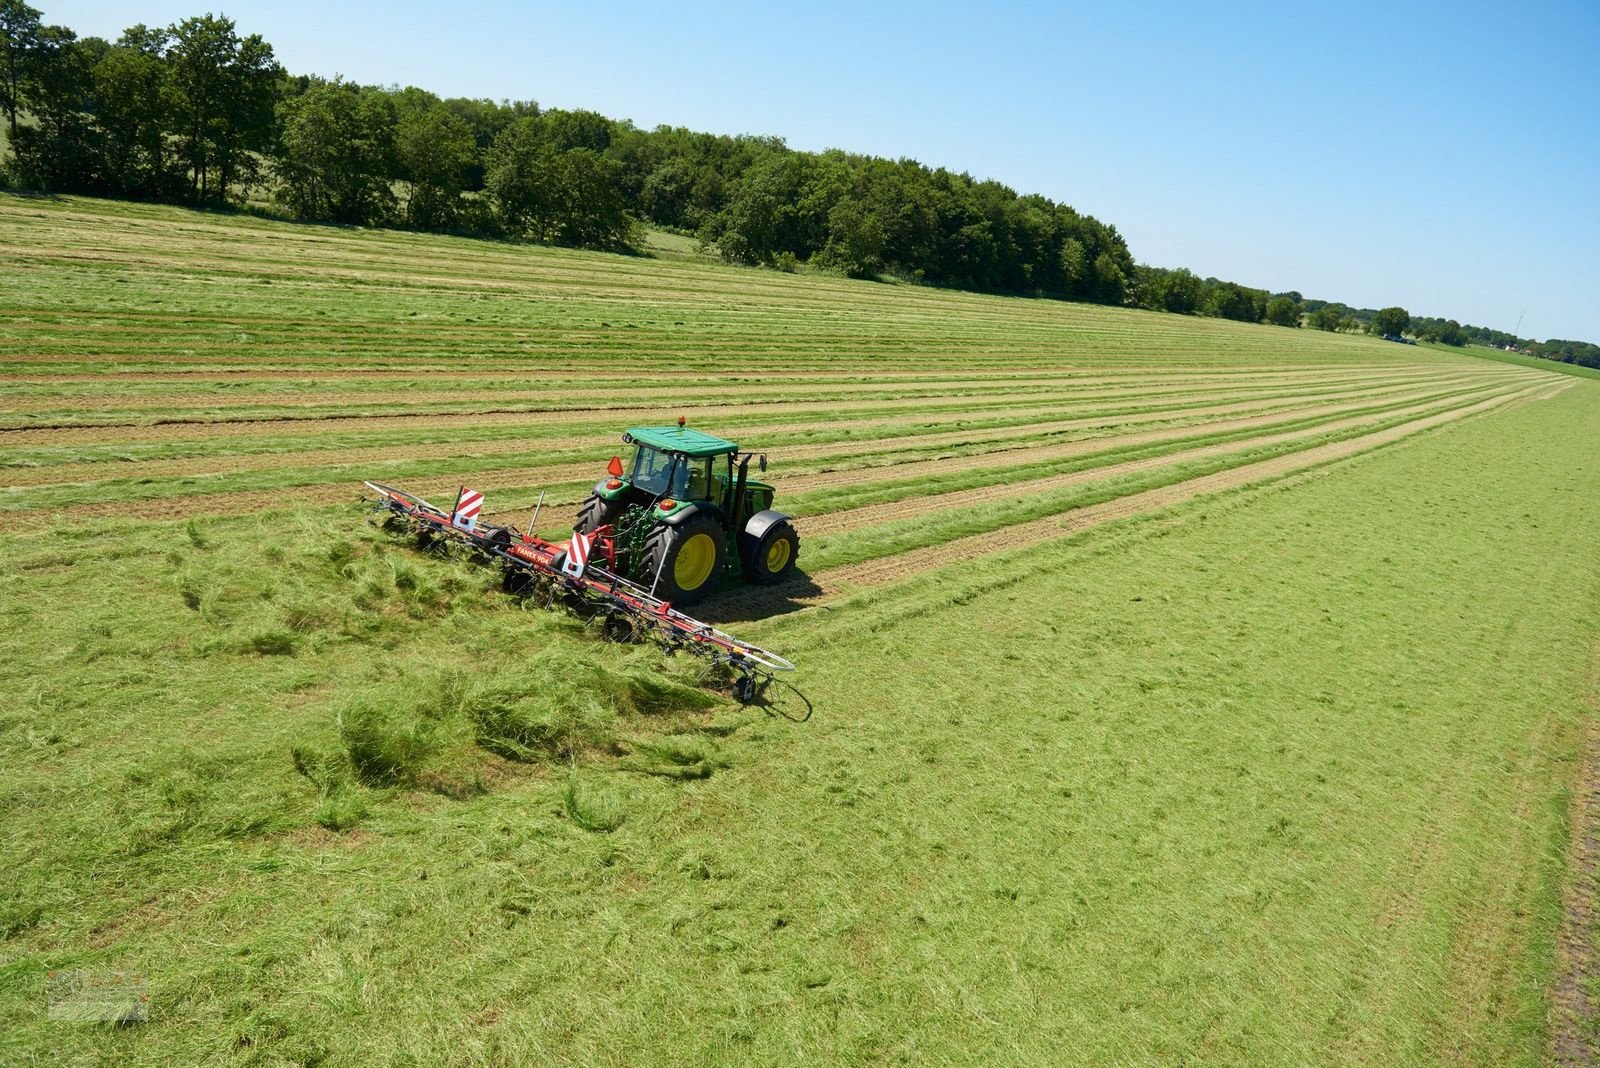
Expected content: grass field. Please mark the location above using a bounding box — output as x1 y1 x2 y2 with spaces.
2 194 1597 1065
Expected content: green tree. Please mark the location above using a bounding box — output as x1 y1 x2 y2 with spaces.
92 26 177 198
1307 305 1344 331
1092 249 1131 305
816 194 885 278
485 117 550 237
1265 295 1304 327
1059 237 1088 290
1371 306 1410 337
639 156 698 228
274 79 397 225
1136 266 1203 314
541 147 633 249
703 149 811 265
0 0 40 143
539 108 611 153
10 23 99 191
1204 281 1264 322
1414 317 1468 346
395 101 472 230
166 14 280 203
441 95 535 189
486 121 633 249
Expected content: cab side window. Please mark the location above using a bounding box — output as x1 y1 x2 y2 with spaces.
684 458 712 500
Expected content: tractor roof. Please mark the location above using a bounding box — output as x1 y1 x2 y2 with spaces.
628 425 737 457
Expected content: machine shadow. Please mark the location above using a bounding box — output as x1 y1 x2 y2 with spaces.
695 570 825 625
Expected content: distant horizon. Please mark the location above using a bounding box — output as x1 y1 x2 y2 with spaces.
49 0 1600 342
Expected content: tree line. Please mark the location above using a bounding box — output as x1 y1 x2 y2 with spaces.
2 3 1593 366
0 5 1133 298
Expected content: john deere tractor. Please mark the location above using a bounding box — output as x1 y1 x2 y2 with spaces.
574 420 800 604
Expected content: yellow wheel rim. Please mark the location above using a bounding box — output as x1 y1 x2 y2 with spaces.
764 536 792 573
673 532 718 590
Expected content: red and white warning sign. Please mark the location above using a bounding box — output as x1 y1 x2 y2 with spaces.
561 531 593 578
452 487 483 531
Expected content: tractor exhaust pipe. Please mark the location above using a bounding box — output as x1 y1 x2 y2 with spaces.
732 452 753 531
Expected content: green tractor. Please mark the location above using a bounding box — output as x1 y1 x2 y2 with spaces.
574 419 801 605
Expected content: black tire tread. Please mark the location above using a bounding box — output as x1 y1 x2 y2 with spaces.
575 494 624 535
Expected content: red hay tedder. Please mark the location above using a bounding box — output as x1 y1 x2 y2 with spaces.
363 487 800 712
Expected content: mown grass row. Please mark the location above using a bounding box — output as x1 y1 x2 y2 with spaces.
1 197 1453 377
0 274 1396 362
11 371 1315 409
0 375 1521 516
0 371 1456 473
779 379 1522 518
0 364 1408 398
1 368 1476 472
798 388 1539 573
0 368 1456 431
0 368 1436 431
485 377 1527 528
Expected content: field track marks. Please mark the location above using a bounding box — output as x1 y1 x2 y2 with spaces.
799 384 1526 537
1552 640 1600 1066
812 381 1569 594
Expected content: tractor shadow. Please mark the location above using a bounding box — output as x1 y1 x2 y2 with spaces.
696 570 825 625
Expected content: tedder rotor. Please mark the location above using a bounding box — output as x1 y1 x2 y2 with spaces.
362 420 803 708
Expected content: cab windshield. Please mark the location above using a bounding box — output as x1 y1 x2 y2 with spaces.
630 446 713 499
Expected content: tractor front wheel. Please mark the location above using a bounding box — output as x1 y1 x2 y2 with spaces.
641 514 725 605
743 520 800 585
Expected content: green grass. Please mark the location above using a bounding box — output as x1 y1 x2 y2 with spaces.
1449 341 1600 381
1 193 1596 1064
641 226 715 261
797 393 1514 571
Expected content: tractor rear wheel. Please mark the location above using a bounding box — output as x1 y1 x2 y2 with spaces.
575 494 625 535
641 514 725 605
742 520 800 585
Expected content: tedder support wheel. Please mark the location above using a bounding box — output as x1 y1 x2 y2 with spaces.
642 514 725 605
575 494 625 535
743 520 800 585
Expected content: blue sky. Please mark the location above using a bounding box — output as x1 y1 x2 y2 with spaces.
54 0 1600 341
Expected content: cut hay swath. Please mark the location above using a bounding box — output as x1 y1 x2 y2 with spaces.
363 480 806 715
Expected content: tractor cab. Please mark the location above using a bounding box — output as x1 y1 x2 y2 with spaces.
599 422 774 525
622 426 734 508
575 419 799 604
